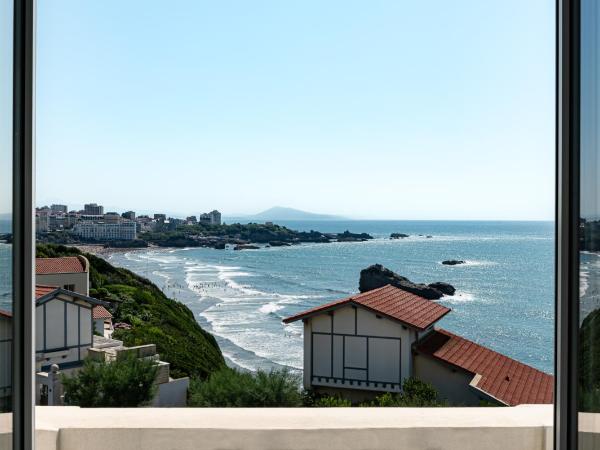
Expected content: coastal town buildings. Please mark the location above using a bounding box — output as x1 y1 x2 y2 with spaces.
83 203 104 215
103 212 122 223
73 220 137 241
50 204 67 214
35 213 49 233
200 210 222 226
121 210 136 221
284 284 553 406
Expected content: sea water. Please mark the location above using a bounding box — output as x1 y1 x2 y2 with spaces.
107 220 555 374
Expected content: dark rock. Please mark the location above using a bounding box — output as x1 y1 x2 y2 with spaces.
426 235 433 239
390 233 409 239
427 282 456 296
336 230 374 242
359 264 454 300
442 260 466 266
269 241 291 247
234 244 260 250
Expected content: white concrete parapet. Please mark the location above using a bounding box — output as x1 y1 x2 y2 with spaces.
0 405 554 450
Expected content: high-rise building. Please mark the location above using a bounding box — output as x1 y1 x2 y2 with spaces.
122 211 136 220
84 203 104 215
154 213 166 222
199 210 221 226
103 212 122 224
35 214 49 234
50 204 67 213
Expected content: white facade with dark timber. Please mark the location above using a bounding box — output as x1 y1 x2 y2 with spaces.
35 286 109 371
301 304 414 392
284 285 450 394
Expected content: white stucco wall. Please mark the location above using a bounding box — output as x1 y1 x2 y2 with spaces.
37 272 89 296
0 405 554 450
36 295 94 369
305 305 414 393
413 353 492 406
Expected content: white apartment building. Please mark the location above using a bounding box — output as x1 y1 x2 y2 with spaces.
74 221 137 241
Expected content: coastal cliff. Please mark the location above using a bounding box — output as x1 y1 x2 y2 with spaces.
36 244 225 379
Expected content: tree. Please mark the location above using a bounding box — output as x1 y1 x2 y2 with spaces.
61 355 158 407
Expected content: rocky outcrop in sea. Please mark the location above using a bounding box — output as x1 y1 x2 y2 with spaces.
359 264 455 300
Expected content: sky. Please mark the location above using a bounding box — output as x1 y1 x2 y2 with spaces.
0 0 12 221
26 1 557 220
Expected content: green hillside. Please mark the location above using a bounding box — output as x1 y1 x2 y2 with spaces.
36 244 225 379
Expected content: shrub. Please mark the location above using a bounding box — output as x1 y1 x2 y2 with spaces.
61 355 158 407
362 378 442 407
188 368 303 407
313 396 352 407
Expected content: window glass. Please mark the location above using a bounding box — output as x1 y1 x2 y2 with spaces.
0 0 14 414
579 0 600 447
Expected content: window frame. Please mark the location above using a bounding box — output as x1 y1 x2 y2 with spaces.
556 0 582 449
11 0 35 449
5 0 581 448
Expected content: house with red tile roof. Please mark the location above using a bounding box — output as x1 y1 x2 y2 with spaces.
36 256 90 296
34 285 109 372
283 284 553 406
92 305 114 338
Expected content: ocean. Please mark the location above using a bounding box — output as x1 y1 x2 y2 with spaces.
106 220 555 374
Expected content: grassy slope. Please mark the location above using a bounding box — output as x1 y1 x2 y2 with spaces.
36 244 225 379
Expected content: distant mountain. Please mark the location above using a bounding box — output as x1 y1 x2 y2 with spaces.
245 206 344 221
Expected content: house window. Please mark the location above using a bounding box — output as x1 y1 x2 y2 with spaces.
63 284 75 292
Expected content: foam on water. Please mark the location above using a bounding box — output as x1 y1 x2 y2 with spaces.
104 220 555 374
441 291 475 304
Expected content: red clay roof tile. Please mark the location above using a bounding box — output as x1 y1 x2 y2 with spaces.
416 328 553 406
92 305 113 320
283 285 451 331
36 257 87 275
35 285 59 299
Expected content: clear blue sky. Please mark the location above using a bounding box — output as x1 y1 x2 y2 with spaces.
30 0 556 220
0 0 12 219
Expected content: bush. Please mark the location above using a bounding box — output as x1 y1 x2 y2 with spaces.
313 396 352 407
188 368 303 407
61 355 158 407
362 378 442 407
